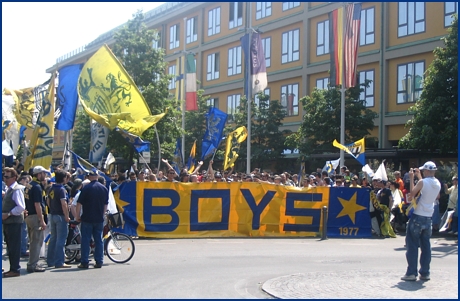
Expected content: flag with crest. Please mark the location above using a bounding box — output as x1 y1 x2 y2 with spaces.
332 138 365 165
25 73 56 170
201 107 228 160
223 126 247 171
77 44 165 136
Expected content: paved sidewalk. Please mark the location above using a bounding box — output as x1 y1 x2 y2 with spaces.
262 234 458 299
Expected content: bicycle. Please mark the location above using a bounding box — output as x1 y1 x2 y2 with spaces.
65 212 135 264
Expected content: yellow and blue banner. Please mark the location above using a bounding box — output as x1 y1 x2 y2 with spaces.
332 138 365 165
25 73 56 170
77 44 165 136
187 140 197 173
201 107 228 160
113 182 372 238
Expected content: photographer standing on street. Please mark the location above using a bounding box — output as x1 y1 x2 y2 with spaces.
401 161 441 281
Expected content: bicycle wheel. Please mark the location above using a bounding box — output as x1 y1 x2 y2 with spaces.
65 237 80 264
105 233 135 263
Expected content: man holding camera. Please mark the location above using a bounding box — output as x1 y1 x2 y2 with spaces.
401 161 441 281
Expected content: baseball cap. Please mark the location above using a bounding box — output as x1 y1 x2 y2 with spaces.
32 166 50 175
419 161 437 170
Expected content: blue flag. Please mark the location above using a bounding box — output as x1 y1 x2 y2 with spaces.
201 107 228 160
69 149 96 174
56 64 83 130
115 127 150 153
171 138 184 174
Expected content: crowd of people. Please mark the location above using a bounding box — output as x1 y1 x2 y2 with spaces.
2 158 457 280
2 162 109 277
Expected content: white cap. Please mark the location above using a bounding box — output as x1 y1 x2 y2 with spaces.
33 165 50 175
419 161 437 171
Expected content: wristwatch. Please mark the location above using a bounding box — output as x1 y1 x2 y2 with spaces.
7 212 11 217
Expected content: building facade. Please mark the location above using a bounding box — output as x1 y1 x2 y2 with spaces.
47 2 458 167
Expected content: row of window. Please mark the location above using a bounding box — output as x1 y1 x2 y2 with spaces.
204 60 424 119
162 2 457 51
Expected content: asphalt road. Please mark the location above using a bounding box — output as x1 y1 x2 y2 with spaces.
2 234 458 299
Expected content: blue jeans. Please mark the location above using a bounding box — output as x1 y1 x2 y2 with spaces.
47 215 68 267
21 221 28 255
81 222 104 265
431 204 440 228
405 214 432 277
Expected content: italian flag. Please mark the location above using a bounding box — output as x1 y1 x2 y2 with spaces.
185 53 198 111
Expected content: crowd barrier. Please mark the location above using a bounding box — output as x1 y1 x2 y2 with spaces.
112 182 372 238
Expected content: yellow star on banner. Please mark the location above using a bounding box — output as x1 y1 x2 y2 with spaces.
336 192 367 224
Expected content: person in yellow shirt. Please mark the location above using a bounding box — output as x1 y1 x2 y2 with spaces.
349 176 361 188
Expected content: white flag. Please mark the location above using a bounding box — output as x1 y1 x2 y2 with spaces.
2 140 14 156
107 186 118 214
361 164 375 177
322 158 340 174
373 161 388 181
104 152 116 169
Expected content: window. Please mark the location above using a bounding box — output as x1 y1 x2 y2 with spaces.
229 2 243 29
397 61 424 104
445 2 458 27
152 32 161 49
360 7 375 46
261 37 271 68
186 17 198 44
282 29 300 63
254 88 270 108
168 65 176 90
280 84 299 116
208 7 221 36
169 24 180 49
359 70 374 107
207 98 218 108
398 2 425 37
228 46 242 76
317 20 329 56
207 53 220 81
282 2 300 11
227 94 241 121
316 78 329 90
256 2 272 20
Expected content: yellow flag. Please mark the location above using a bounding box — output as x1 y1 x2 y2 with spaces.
3 87 37 129
78 44 165 136
332 138 366 165
25 73 56 170
223 126 248 171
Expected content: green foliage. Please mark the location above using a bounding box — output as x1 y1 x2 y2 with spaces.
72 109 91 158
287 82 377 156
110 10 182 163
232 93 290 171
399 15 458 153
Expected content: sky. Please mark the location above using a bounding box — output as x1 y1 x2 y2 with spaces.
2 2 165 91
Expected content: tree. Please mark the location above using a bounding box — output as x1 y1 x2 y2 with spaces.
109 10 182 165
286 83 377 156
399 15 458 153
232 93 290 171
72 109 91 157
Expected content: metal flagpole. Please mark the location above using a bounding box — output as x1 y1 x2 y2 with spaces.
339 2 347 168
181 17 187 162
246 3 252 174
154 124 161 175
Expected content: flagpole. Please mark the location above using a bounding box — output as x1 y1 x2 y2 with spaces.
339 2 347 168
181 17 187 161
246 3 253 174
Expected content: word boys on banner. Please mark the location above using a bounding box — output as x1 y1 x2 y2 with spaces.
113 182 371 238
